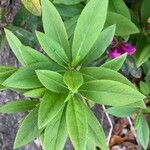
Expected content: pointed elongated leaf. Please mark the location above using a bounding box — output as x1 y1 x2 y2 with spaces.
0 100 39 113
139 81 149 95
63 70 83 92
36 70 68 93
137 45 150 67
108 0 130 19
36 32 69 67
44 107 67 150
20 45 50 65
135 114 149 150
66 97 87 150
5 28 25 65
72 0 108 66
79 80 145 106
0 66 17 84
21 0 41 16
83 25 116 65
105 12 139 36
24 88 47 98
38 91 66 128
102 53 127 71
64 15 79 39
54 0 84 5
3 62 64 89
80 67 135 89
84 104 109 150
106 106 138 117
141 0 150 26
41 0 70 57
14 106 40 149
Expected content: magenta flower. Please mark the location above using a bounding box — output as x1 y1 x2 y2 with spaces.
108 39 136 58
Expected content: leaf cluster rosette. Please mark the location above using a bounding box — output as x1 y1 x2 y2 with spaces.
0 0 146 149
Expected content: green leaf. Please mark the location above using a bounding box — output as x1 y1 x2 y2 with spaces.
4 28 25 65
139 81 149 95
108 0 131 19
24 88 47 98
36 32 69 67
21 0 41 16
36 70 68 93
72 0 108 66
83 25 116 65
55 4 82 18
38 91 66 128
41 0 70 57
105 12 139 36
137 45 150 67
66 97 87 150
8 26 38 47
141 0 150 26
14 106 40 149
101 53 127 71
84 104 109 150
54 0 84 5
63 70 83 92
135 114 149 150
79 80 145 106
106 106 138 118
64 15 79 39
44 107 67 150
0 66 17 84
80 67 135 89
0 100 39 113
3 62 64 90
20 45 50 65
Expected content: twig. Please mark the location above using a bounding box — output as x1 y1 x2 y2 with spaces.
127 117 142 150
102 105 113 145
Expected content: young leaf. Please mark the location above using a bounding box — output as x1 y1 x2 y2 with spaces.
106 106 138 118
3 62 64 89
63 70 83 92
54 0 84 5
36 32 69 67
83 25 116 65
14 106 40 149
101 53 127 71
84 104 109 150
135 114 149 150
0 66 17 84
38 91 67 128
80 67 135 89
105 12 139 36
24 88 47 98
79 80 145 106
4 28 25 65
36 70 68 93
0 100 39 113
21 0 41 16
108 0 131 19
66 97 88 150
44 107 67 150
20 45 50 65
72 0 108 66
137 45 150 67
41 0 70 57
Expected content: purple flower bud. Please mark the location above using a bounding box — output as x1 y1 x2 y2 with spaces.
108 48 122 58
108 39 136 58
121 42 136 55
